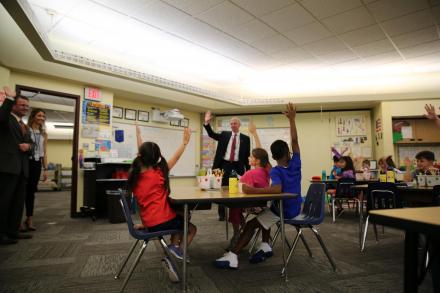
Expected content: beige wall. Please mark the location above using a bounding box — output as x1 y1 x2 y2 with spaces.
0 65 10 85
113 97 202 186
47 139 73 168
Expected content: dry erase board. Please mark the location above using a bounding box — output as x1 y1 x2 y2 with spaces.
112 122 196 176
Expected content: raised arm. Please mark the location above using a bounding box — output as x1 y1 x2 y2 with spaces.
0 86 16 123
248 120 262 148
283 103 299 154
168 127 191 170
425 104 440 129
203 110 220 141
136 125 142 149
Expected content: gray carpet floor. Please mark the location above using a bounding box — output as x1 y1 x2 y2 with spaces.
0 190 434 292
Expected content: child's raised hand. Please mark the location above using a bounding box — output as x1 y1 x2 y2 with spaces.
183 127 191 145
248 120 256 134
404 157 412 167
425 104 439 120
283 102 296 120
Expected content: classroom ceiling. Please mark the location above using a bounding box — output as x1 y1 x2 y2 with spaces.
1 0 440 112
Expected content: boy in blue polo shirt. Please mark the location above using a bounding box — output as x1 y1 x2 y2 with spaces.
214 103 302 269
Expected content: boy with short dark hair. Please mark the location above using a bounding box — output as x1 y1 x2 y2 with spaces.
213 103 302 269
404 150 438 181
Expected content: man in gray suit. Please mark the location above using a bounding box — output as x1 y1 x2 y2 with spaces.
0 86 33 244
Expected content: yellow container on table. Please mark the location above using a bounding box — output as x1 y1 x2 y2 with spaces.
229 178 238 193
386 171 395 183
379 173 387 182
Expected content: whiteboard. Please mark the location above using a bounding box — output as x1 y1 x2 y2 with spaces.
112 122 196 176
255 128 290 167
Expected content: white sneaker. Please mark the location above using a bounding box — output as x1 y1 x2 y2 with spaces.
213 251 238 269
161 257 180 283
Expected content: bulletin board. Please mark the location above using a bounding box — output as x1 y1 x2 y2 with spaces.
112 122 196 176
336 115 367 136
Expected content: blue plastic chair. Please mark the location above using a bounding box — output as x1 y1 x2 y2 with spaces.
282 183 337 275
112 190 180 292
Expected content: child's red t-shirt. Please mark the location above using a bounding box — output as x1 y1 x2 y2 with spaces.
133 168 176 227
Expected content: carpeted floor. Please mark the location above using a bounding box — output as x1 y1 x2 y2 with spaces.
0 190 434 292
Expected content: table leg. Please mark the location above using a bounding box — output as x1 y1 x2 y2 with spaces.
359 191 364 249
404 231 418 293
279 199 287 280
182 203 188 292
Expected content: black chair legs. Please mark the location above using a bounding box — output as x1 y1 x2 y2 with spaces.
120 241 148 293
115 240 140 280
310 226 337 271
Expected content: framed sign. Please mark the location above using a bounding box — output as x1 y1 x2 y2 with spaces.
125 108 136 120
138 110 149 122
112 106 123 119
170 120 179 126
180 118 189 127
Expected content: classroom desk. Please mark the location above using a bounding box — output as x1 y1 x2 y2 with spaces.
169 186 298 291
369 207 440 293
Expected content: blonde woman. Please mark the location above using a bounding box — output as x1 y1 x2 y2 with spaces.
22 108 48 231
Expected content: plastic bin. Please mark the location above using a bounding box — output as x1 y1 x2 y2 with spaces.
106 189 128 224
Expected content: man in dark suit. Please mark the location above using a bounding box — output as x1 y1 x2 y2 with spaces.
203 111 250 220
0 86 33 244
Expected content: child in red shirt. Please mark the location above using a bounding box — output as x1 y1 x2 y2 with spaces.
128 127 196 281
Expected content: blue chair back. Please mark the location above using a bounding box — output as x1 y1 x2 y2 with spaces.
116 189 179 240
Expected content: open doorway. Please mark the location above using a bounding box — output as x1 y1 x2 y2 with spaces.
16 85 80 217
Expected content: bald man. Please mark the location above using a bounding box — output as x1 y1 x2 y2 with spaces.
203 111 250 220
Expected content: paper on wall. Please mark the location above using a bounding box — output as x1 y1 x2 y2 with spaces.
401 126 413 139
362 147 372 158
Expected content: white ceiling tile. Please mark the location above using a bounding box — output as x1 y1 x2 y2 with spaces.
392 26 439 49
93 0 154 16
318 49 358 65
29 4 64 33
284 21 332 45
271 47 314 62
362 51 403 65
161 0 223 16
197 1 253 31
251 34 296 54
302 36 348 56
50 17 97 45
400 40 440 59
29 0 81 15
131 0 194 32
321 6 375 34
353 39 395 58
227 19 277 44
366 0 429 22
231 0 293 17
299 0 362 19
339 24 386 47
261 3 315 32
406 52 440 66
381 9 434 36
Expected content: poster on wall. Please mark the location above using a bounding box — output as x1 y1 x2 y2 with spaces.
82 100 111 125
336 115 367 136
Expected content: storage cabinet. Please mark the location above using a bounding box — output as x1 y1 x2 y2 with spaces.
393 118 440 144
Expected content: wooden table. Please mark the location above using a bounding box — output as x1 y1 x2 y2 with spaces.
369 207 440 292
169 186 298 291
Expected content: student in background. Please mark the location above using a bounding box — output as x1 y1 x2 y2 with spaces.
333 156 355 215
21 109 48 232
214 103 302 269
227 121 270 250
378 156 402 174
329 147 347 179
127 127 196 282
404 151 438 182
362 159 371 180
